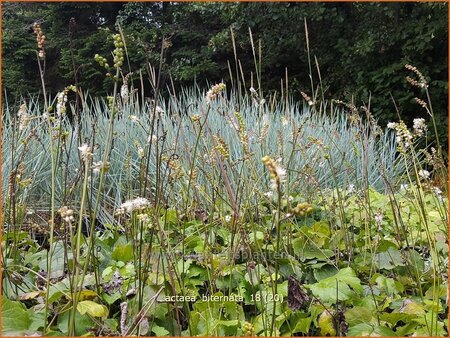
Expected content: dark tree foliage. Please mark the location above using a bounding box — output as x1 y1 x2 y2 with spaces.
2 2 447 143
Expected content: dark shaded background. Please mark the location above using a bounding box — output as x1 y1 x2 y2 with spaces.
2 2 448 145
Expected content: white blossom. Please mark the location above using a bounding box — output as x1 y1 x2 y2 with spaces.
137 146 145 158
155 105 164 115
413 118 427 136
264 191 274 198
387 122 397 129
56 90 68 116
17 103 29 131
92 161 109 174
129 115 140 123
347 184 356 194
374 212 383 224
148 134 158 144
275 166 286 182
78 144 92 160
205 83 226 104
118 197 150 214
121 84 129 101
418 169 430 180
432 187 444 201
59 206 75 223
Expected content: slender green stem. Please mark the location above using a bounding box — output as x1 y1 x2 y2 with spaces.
68 156 90 336
270 184 282 336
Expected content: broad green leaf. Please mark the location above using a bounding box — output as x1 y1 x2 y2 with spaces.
400 300 425 315
374 247 405 270
75 289 98 301
38 242 70 272
292 316 312 334
318 310 335 336
104 318 118 331
112 243 133 262
313 264 338 281
375 275 404 295
395 322 418 336
57 310 93 336
216 319 239 327
102 292 121 305
187 265 209 280
380 312 414 326
292 238 334 260
177 258 192 275
347 323 374 336
101 266 114 281
425 283 447 300
2 298 31 335
152 325 170 336
373 326 398 336
19 291 41 300
163 208 178 226
309 267 362 303
345 306 372 325
77 300 108 318
348 323 398 336
28 309 46 332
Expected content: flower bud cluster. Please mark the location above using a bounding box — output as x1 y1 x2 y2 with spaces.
405 64 427 88
292 202 314 217
78 143 93 161
213 135 230 159
55 85 76 117
115 197 150 216
33 23 45 59
206 83 226 104
262 156 286 191
18 103 29 131
94 54 109 70
92 161 110 174
59 206 75 223
387 121 413 152
412 118 427 137
242 322 255 336
113 33 125 69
